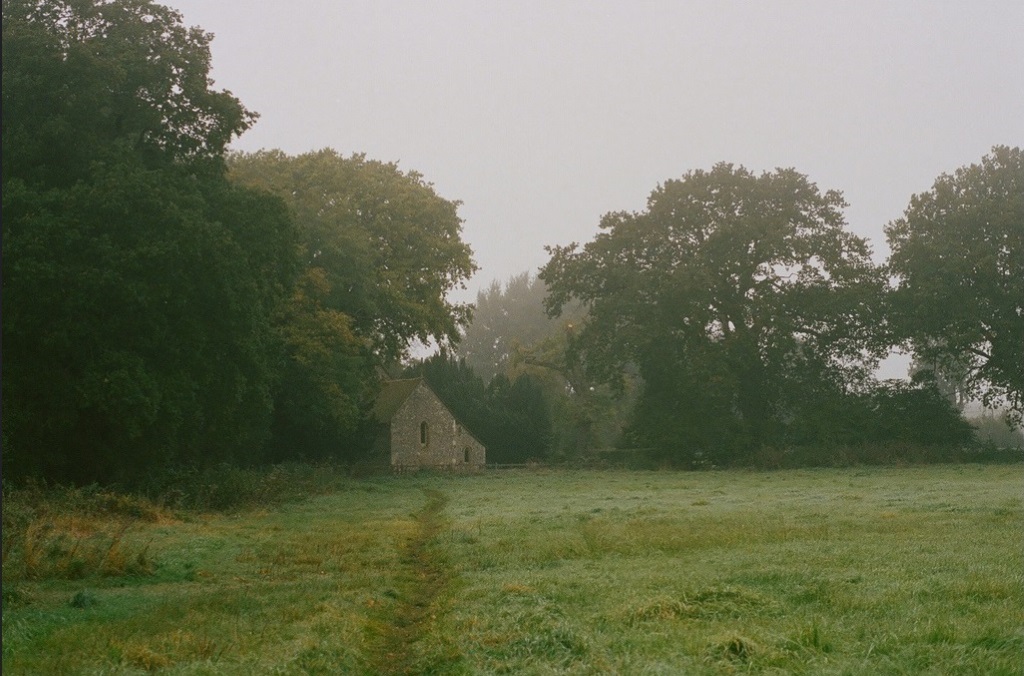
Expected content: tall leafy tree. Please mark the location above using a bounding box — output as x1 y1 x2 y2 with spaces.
266 268 373 462
228 150 477 459
542 163 886 463
886 146 1024 419
2 0 253 184
459 272 577 383
229 149 477 363
2 0 296 482
908 355 971 413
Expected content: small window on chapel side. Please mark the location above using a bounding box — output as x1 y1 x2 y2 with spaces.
420 421 429 446
464 447 471 463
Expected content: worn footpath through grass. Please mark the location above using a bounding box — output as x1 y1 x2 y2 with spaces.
3 465 1023 674
367 488 457 675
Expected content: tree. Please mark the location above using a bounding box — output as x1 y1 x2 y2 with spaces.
483 373 553 463
969 410 1024 451
909 354 971 412
457 272 630 458
886 146 1024 419
2 0 253 185
506 322 636 459
459 272 579 383
266 268 373 463
862 381 975 449
541 163 885 463
228 150 477 460
2 0 296 483
228 149 477 363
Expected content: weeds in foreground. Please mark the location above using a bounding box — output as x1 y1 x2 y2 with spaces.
2 485 160 584
1 462 356 584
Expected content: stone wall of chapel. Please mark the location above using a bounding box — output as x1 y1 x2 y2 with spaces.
390 382 485 469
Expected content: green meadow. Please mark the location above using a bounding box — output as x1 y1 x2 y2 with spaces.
3 465 1022 674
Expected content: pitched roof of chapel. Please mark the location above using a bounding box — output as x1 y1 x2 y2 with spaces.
370 378 424 422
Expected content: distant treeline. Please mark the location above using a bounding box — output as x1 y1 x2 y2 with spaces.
2 1 1021 485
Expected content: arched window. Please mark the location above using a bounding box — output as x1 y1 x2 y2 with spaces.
464 447 471 463
420 421 429 446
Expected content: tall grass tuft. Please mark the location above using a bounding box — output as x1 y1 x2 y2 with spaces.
2 462 355 583
2 483 158 582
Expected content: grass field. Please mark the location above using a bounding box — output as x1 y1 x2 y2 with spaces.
3 465 1022 674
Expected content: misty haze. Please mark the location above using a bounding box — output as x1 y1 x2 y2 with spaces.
3 1 1022 673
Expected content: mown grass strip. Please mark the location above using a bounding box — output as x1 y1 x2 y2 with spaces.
367 488 459 675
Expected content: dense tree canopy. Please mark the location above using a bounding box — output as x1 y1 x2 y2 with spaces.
886 146 1024 418
265 268 373 462
404 354 553 464
542 163 886 462
229 149 477 363
228 149 478 460
2 0 253 184
2 0 296 483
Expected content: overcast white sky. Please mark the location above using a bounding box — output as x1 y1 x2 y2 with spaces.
168 1 1022 307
